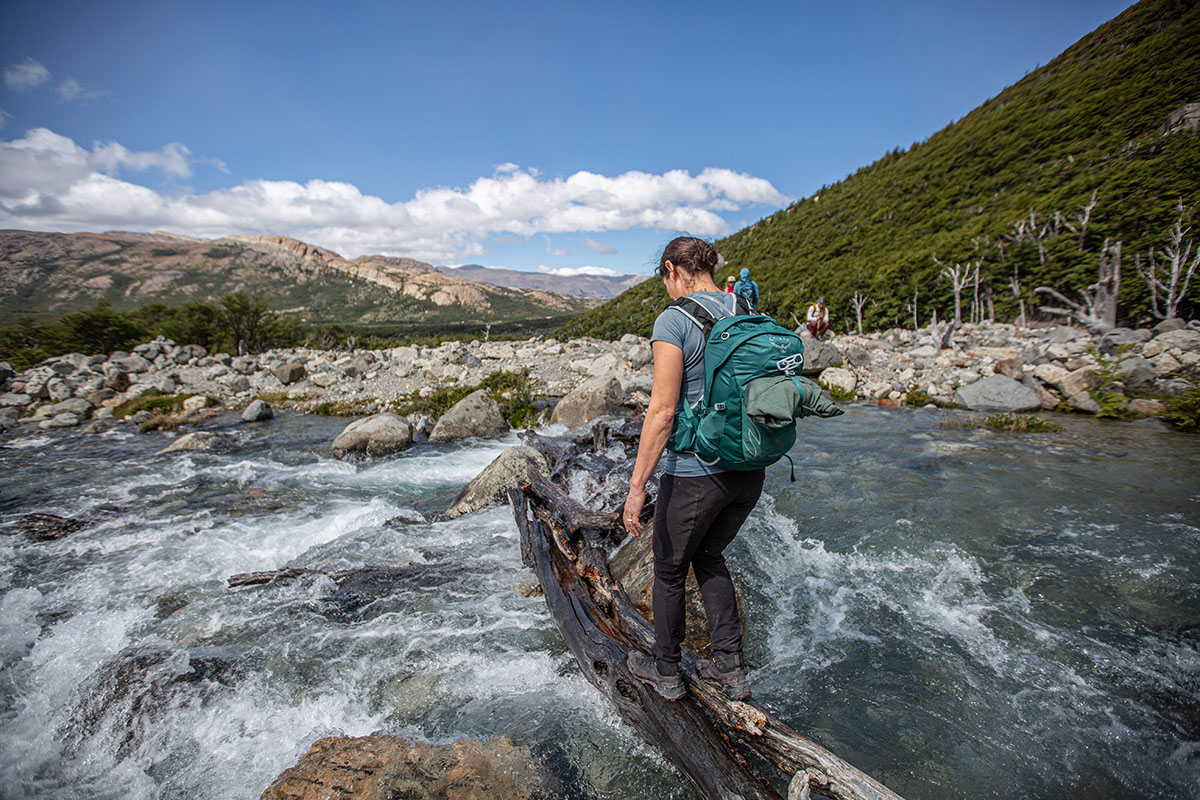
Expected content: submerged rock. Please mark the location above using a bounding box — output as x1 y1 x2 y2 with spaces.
260 734 547 800
158 431 227 454
445 445 550 519
15 513 87 541
332 413 413 459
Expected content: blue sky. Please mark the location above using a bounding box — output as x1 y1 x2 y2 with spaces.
0 0 1133 277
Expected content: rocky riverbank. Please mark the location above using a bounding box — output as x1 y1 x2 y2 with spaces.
1 317 1197 439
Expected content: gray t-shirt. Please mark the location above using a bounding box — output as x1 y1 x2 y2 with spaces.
650 290 744 476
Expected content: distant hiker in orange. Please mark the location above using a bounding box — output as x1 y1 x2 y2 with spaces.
806 297 830 340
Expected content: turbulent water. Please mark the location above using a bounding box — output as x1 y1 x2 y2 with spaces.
0 407 1196 799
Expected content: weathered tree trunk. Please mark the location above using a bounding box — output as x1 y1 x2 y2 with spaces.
509 425 906 800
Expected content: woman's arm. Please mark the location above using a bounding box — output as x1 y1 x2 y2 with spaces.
623 340 684 536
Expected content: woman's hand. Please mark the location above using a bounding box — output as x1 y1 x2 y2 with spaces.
623 488 646 536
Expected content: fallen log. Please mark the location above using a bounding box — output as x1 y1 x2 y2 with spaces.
509 423 904 800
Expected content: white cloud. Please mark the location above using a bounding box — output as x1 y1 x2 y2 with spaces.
4 58 50 92
583 237 616 255
543 235 569 257
0 127 789 263
535 265 626 277
55 78 101 103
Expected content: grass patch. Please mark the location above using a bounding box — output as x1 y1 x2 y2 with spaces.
905 388 956 408
1161 389 1200 432
310 400 371 417
112 389 183 419
982 413 1062 433
139 413 184 433
391 369 547 428
817 381 855 402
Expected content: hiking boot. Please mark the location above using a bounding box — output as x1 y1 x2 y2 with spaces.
697 651 751 700
626 650 686 701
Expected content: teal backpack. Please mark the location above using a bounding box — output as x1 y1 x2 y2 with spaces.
666 297 844 480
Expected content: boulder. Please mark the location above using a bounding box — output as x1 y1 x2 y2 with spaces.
1100 327 1152 352
819 367 857 395
952 374 1042 412
1021 376 1061 410
444 446 550 519
1128 398 1165 416
1067 390 1103 413
343 354 376 379
1154 352 1183 376
1116 357 1155 388
1153 318 1187 335
241 399 274 422
1153 329 1200 353
221 375 251 394
230 356 258 375
910 344 938 359
482 342 516 360
0 393 32 407
586 352 631 380
429 390 508 442
550 376 623 429
0 408 22 427
39 413 81 429
994 358 1024 380
332 413 414 459
182 395 210 412
310 372 338 388
799 337 844 374
845 344 873 367
1059 366 1101 398
102 371 132 393
114 355 152 373
1049 326 1083 344
41 397 93 418
273 362 307 385
260 734 545 800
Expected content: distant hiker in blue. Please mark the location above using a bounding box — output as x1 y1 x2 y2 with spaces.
623 236 761 702
732 267 759 309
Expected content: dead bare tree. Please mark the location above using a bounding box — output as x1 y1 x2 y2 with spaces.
1075 190 1099 253
850 292 871 335
905 289 919 330
1029 209 1050 266
933 255 973 325
1035 238 1122 333
1136 200 1199 319
1009 265 1027 328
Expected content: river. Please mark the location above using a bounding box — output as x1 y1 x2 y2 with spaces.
0 406 1196 799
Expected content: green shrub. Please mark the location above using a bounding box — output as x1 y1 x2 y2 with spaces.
1161 389 1200 432
818 381 855 402
982 413 1062 433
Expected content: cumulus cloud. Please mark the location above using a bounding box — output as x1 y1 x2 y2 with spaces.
0 127 788 263
583 237 616 255
5 58 51 92
536 265 624 277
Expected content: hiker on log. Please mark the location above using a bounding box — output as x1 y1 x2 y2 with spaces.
622 236 762 702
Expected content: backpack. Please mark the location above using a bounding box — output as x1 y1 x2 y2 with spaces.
666 297 843 480
736 280 759 309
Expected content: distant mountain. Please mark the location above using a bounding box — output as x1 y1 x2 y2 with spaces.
559 0 1200 340
0 230 600 330
438 264 643 298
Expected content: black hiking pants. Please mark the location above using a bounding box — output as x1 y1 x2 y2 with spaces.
651 468 765 669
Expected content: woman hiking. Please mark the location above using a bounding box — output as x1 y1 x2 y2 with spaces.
622 236 763 702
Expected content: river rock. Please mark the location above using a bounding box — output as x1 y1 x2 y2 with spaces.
1100 327 1152 352
114 354 152 373
1153 318 1187 334
952 374 1042 412
260 734 546 800
799 337 844 374
550 376 623 429
445 446 550 519
231 356 258 375
46 379 72 401
103 371 132 393
429 390 508 442
1059 366 1101 398
845 344 872 367
1129 398 1165 416
1117 357 1155 388
1153 329 1200 353
1067 390 1103 413
587 352 631 380
332 413 414 459
274 362 307 385
241 399 274 422
16 513 86 541
343 354 377 379
0 407 22 427
819 367 857 395
158 431 226 454
0 393 32 407
994 358 1024 380
910 344 938 359
40 412 81 429
182 395 210 412
311 372 338 388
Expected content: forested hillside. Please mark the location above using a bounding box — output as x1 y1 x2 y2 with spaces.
558 0 1200 340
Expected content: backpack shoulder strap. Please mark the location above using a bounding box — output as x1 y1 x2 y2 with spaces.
667 296 720 338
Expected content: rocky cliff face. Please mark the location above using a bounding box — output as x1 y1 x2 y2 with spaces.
0 229 596 325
